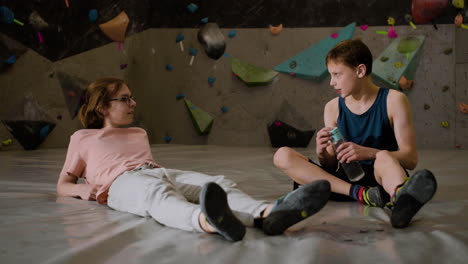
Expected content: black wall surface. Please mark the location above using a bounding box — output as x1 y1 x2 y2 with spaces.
0 0 461 61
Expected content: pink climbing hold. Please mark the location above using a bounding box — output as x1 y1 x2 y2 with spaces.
37 32 44 43
388 26 398 38
331 33 339 39
360 25 369 31
274 122 283 126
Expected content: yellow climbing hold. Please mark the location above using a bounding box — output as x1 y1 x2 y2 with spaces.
452 0 464 9
394 62 404 68
301 210 308 218
218 216 224 223
387 17 396 25
441 121 449 128
1 139 12 146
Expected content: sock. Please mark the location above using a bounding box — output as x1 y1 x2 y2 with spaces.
349 184 364 201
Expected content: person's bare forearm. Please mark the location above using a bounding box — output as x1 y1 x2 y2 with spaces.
361 147 417 170
56 181 81 198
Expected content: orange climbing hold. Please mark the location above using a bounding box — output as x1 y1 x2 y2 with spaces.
99 11 129 42
399 75 414 90
269 24 283 35
459 103 468 114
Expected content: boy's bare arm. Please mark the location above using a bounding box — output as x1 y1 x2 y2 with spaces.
317 99 339 170
387 90 418 170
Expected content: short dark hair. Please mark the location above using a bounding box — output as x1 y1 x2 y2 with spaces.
326 39 373 75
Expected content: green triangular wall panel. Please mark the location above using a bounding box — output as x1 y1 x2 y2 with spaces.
275 22 356 82
231 58 279 87
184 99 214 135
372 35 425 91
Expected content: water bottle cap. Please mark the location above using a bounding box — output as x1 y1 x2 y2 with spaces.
329 127 343 142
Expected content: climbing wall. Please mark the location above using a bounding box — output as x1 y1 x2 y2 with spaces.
455 25 468 149
0 23 466 149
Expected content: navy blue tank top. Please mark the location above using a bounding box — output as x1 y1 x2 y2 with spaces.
337 88 398 166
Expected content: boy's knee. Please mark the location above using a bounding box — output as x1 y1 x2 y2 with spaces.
273 147 295 169
375 150 396 167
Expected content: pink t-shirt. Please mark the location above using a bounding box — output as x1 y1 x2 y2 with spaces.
59 127 160 204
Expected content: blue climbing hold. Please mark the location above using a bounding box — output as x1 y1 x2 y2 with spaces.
187 3 198 13
201 17 209 24
176 93 185 100
164 135 172 143
39 125 50 140
4 55 16 64
166 64 174 71
189 47 198 56
0 6 14 24
208 77 216 85
88 9 98 22
221 106 229 113
228 30 237 38
176 33 184 43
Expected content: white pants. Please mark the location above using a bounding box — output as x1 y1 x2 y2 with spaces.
107 167 269 232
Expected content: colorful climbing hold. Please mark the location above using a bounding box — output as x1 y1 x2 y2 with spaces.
176 93 185 100
89 9 98 22
164 135 172 143
441 121 449 128
459 103 468 113
1 139 12 146
176 33 184 52
388 26 398 38
228 30 237 38
269 24 283 35
187 3 198 13
208 77 216 85
188 48 198 66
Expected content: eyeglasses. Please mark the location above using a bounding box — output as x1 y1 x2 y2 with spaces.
109 96 136 105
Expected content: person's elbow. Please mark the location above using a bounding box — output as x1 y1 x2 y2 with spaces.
56 176 77 197
56 182 67 197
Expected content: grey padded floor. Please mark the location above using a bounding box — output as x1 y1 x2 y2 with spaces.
1 145 467 264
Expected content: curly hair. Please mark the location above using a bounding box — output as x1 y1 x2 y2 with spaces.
326 39 373 76
78 77 126 128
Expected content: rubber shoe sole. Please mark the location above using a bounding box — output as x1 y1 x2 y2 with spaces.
263 180 331 235
200 182 246 241
391 169 437 228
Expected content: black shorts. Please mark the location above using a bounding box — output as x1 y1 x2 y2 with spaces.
293 158 407 201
